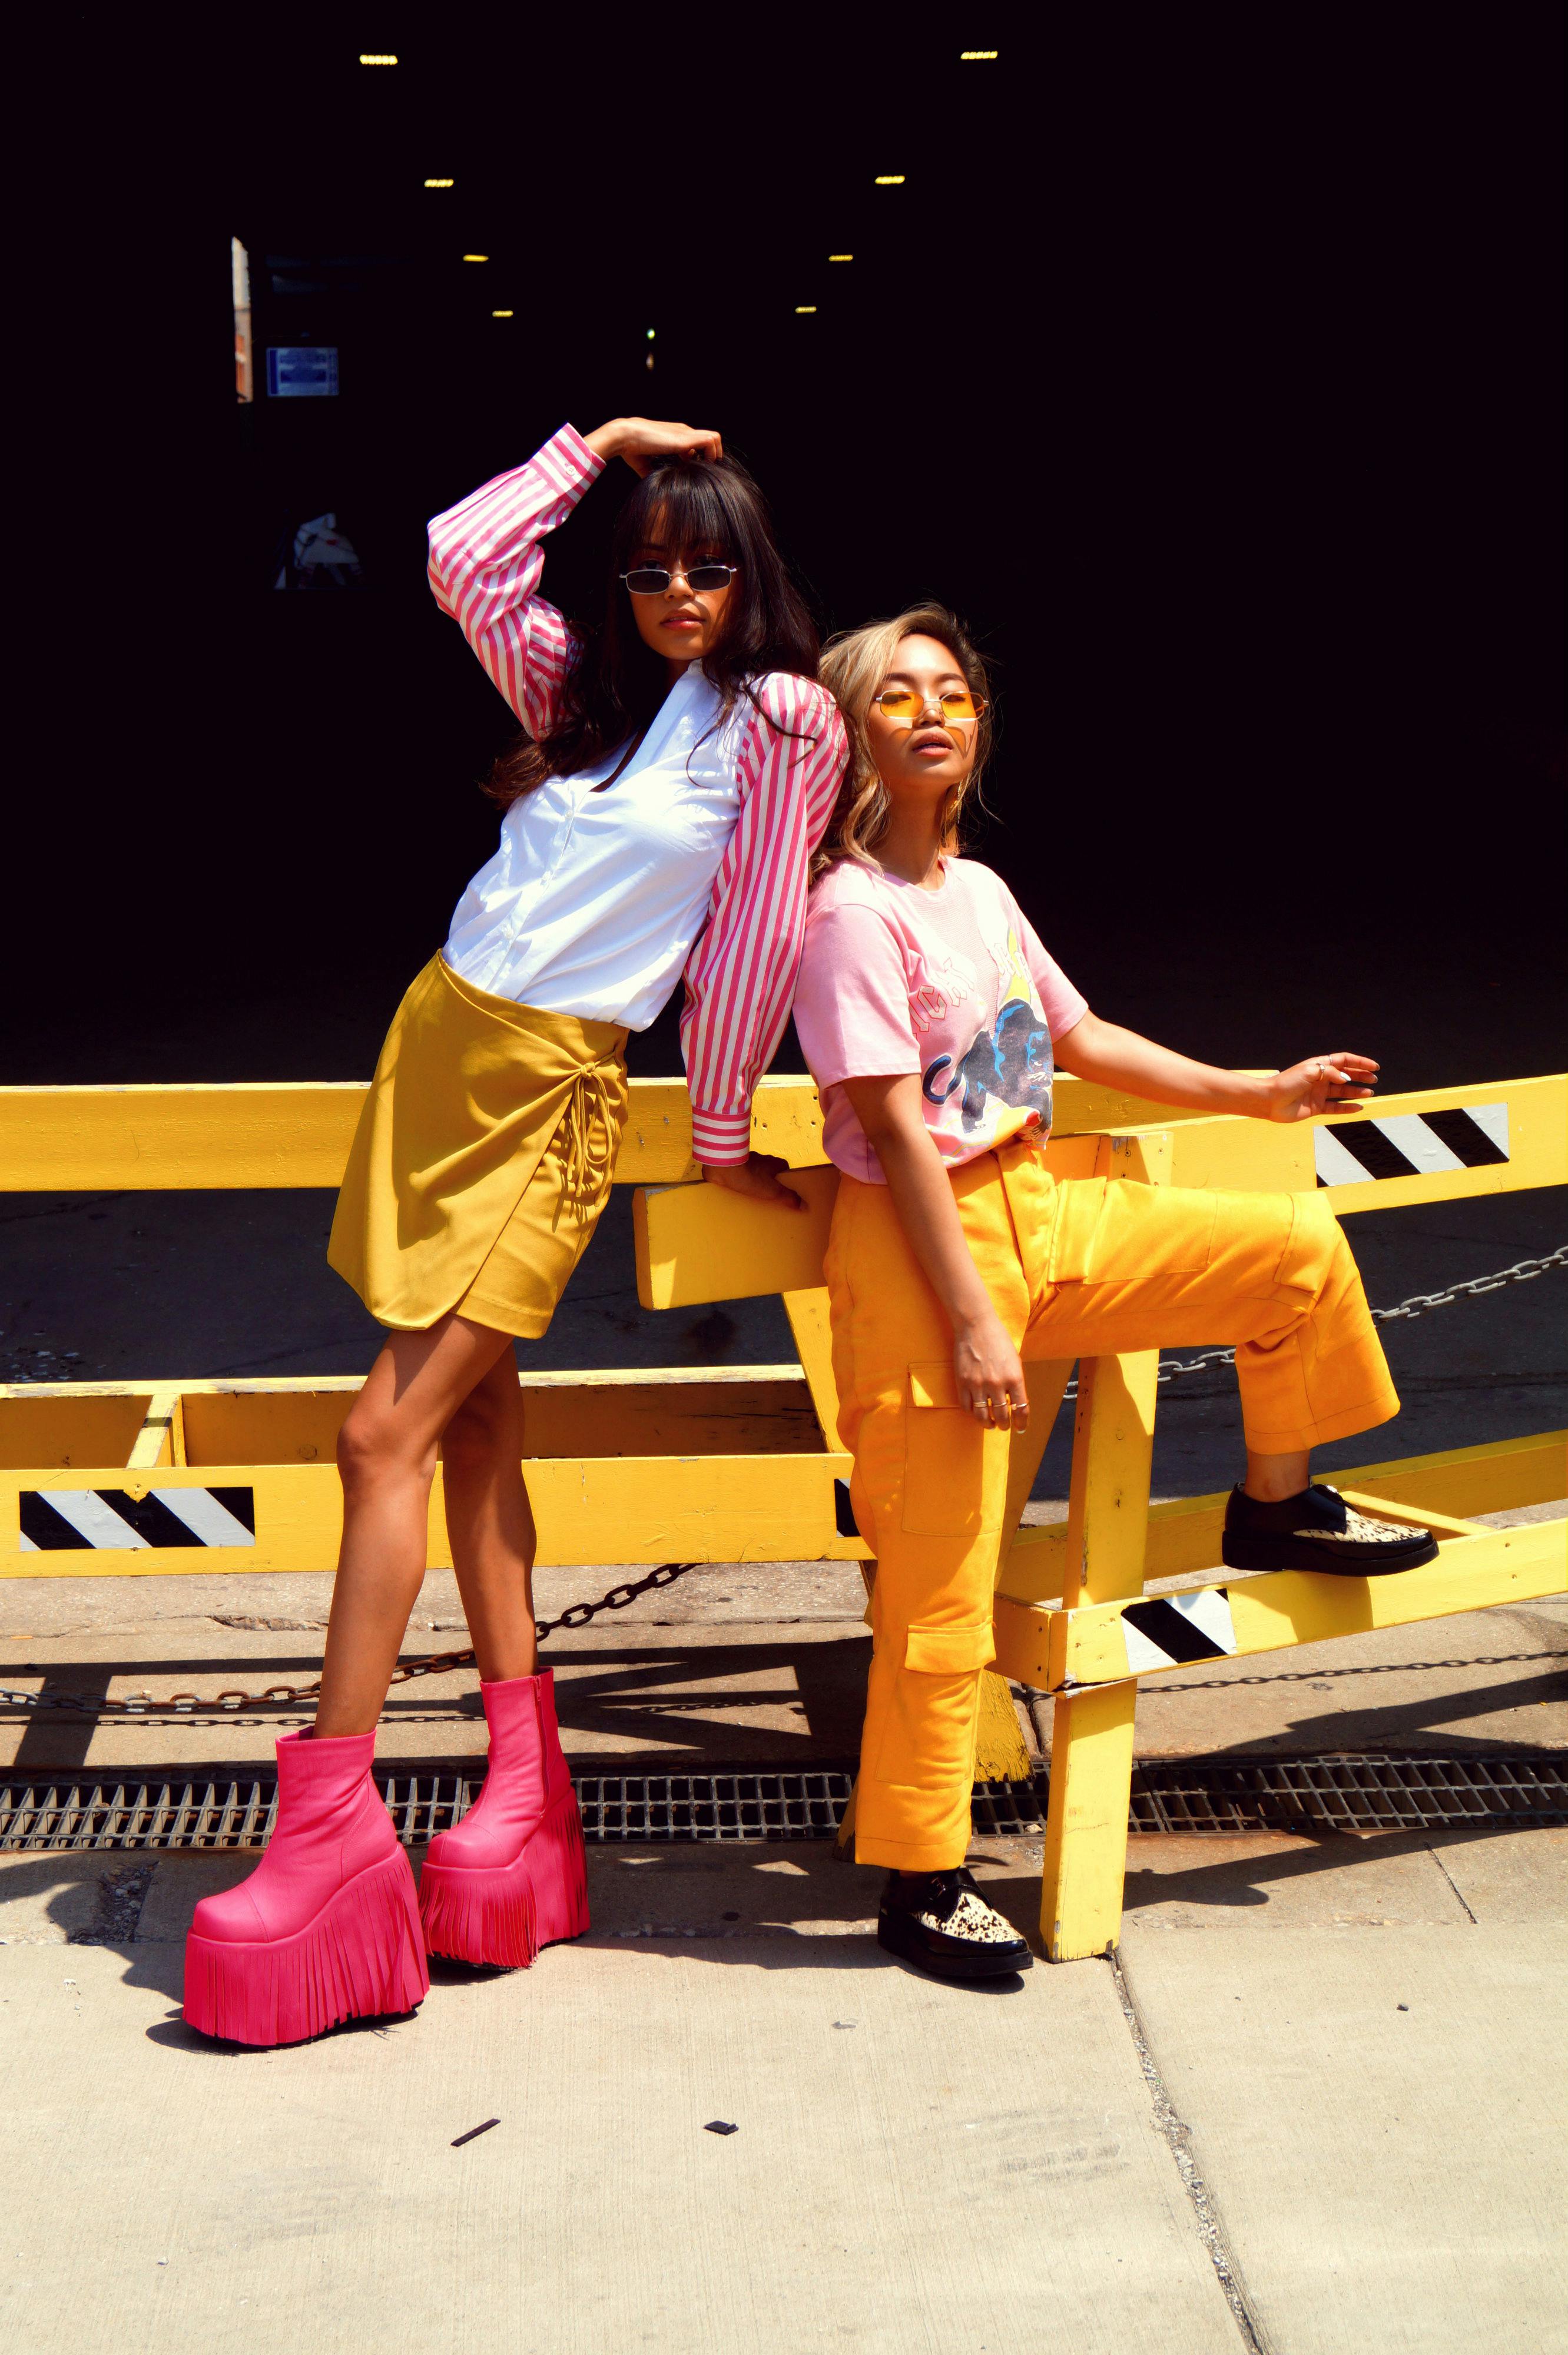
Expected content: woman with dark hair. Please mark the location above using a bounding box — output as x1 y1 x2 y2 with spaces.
791 605 1437 1985
184 417 846 2046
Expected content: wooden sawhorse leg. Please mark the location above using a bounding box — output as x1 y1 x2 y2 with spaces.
1040 1350 1157 1958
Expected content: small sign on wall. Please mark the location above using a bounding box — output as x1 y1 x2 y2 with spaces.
266 346 340 398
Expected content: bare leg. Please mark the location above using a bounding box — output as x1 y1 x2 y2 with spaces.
1244 1447 1312 1502
441 1351 539 1682
316 1313 516 1737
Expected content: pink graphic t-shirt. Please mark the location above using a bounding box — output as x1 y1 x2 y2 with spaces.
793 856 1089 1183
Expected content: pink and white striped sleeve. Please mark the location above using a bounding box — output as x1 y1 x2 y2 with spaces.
680 675 849 1165
426 424 605 735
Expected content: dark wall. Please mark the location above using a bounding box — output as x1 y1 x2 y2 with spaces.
11 15 1563 1089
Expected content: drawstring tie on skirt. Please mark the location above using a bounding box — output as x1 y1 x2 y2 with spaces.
553 1057 622 1229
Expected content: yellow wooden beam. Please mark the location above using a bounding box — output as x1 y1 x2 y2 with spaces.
6 1070 1559 1205
1039 1680 1139 1961
997 1428 1568 1606
972 1672 1035 1781
782 1288 846 1452
0 1075 817 1193
0 1389 153 1473
993 1517 1566 1691
635 1165 840 1309
0 1070 1268 1196
126 1388 184 1471
1 1365 814 1402
2 1367 830 1460
1 1451 862 1577
1039 1351 1159 1959
1318 1074 1565 1211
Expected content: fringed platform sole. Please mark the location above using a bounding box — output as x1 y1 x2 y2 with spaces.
419 1786 590 1968
184 1846 429 2047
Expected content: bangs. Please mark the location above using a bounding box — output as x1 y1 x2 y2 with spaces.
624 464 742 559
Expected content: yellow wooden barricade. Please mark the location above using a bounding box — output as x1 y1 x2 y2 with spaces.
632 1075 1567 1952
2 1070 1564 1957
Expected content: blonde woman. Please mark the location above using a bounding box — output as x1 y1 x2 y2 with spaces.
790 602 1436 1983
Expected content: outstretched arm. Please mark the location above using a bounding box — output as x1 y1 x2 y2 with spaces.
1053 1011 1379 1123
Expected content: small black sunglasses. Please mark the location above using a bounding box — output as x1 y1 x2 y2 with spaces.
621 561 738 596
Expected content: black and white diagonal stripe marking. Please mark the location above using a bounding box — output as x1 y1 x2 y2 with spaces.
18 1487 256 1552
1121 1588 1237 1674
1315 1102 1509 1188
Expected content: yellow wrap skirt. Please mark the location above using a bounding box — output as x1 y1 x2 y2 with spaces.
327 956 629 1338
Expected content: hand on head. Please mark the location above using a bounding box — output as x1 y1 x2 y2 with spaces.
585 417 723 475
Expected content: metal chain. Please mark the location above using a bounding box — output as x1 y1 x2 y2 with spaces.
0 1560 700 1720
1062 1243 1568 1399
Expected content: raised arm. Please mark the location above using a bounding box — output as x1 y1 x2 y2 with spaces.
428 415 730 736
682 676 848 1179
427 426 604 736
1053 1012 1380 1121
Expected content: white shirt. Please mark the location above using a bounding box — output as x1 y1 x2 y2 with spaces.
427 425 847 1159
443 665 752 1030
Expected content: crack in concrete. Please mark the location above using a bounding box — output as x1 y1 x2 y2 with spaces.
1426 1843 1479 1922
1107 1947 1274 2355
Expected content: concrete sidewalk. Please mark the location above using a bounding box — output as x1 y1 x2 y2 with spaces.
1 1820 1563 2355
2 1537 1563 2352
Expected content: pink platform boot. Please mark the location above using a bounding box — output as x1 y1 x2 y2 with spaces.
183 1729 429 2046
417 1669 589 1968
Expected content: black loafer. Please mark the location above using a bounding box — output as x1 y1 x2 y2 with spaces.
877 1868 1033 1982
1221 1482 1440 1577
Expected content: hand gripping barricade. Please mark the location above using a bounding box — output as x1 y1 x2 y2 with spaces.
1 1070 1564 1960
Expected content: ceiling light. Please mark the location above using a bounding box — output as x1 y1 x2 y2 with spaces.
794 306 817 314
960 51 999 60
874 175 906 185
463 254 489 263
828 253 853 261
424 178 455 189
359 54 397 65
492 310 514 319
646 329 655 339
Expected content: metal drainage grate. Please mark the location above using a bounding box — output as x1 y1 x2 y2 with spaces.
1129 1753 1568 1835
0 1755 1563 1854
0 1769 860 1854
575 1767 853 1842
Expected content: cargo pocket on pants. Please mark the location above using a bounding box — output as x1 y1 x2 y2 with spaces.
871 1620 997 1789
901 1358 1011 1536
1050 1175 1219 1285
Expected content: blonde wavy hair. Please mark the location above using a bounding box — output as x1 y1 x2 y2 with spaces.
813 602 994 881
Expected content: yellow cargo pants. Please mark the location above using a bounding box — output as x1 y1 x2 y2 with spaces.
824 1135 1401 1872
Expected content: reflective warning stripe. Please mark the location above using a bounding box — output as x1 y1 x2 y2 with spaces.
1315 1102 1509 1187
17 1487 257 1552
1120 1587 1237 1674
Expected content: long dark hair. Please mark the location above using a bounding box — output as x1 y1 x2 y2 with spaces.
488 453 820 808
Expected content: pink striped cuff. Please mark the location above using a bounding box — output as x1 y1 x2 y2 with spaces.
690 1107 752 1165
548 422 606 492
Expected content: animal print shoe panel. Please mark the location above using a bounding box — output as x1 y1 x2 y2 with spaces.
1311 1498 1424 1548
878 1868 1033 1981
1222 1481 1440 1578
910 1883 1020 1943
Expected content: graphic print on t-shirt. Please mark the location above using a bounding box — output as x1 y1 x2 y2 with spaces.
904 946 977 1035
920 926 1054 1137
